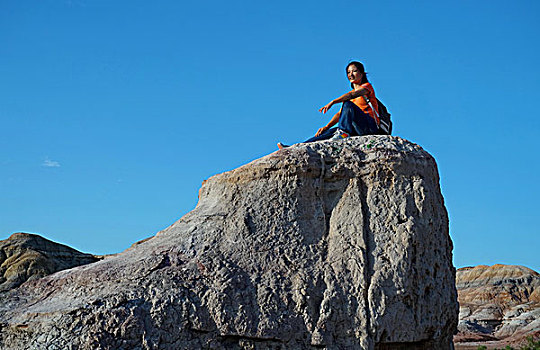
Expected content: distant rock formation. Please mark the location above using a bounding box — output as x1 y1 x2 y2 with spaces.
0 136 458 349
0 232 99 293
454 264 540 349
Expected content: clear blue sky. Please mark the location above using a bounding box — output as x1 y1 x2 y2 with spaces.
1 0 538 271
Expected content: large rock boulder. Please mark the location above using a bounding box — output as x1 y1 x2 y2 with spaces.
0 136 458 349
0 232 99 293
454 264 540 349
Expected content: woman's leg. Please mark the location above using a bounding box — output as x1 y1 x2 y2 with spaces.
303 127 338 143
339 101 379 136
283 103 378 148
278 127 338 149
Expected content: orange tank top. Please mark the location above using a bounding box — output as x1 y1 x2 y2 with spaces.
349 82 379 125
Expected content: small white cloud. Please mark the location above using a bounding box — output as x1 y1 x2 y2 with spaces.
42 158 61 168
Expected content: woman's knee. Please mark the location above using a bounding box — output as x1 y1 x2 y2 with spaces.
342 100 355 111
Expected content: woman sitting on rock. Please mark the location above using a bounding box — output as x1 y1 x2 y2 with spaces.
278 61 380 149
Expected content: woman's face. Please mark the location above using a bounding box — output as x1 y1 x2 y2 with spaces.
347 65 363 84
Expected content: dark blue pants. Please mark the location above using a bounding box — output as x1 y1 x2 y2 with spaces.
304 101 379 143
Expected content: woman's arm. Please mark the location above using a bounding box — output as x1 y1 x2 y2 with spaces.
315 111 341 136
319 88 369 114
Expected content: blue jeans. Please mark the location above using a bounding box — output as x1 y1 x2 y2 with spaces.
304 101 379 143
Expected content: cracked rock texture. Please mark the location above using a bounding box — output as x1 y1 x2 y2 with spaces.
0 232 99 293
454 264 540 349
0 136 458 349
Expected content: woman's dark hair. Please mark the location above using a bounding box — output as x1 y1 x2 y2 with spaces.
346 61 369 88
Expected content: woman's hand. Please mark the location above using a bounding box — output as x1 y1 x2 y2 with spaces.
319 101 335 114
316 125 329 136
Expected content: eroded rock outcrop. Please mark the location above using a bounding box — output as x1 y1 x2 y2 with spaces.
454 264 540 349
0 136 458 349
0 232 99 293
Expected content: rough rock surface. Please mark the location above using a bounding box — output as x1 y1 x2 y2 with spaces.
454 264 540 349
0 232 99 293
0 136 458 349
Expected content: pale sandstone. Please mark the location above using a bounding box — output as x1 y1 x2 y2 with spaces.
0 136 457 349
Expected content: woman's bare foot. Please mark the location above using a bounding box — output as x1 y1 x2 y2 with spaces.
277 142 289 150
